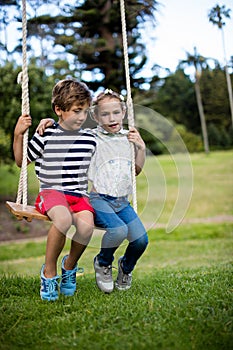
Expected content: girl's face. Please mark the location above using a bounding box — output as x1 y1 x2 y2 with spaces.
95 97 125 133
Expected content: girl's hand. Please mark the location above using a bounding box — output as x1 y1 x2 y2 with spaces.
127 127 145 150
36 118 55 136
14 114 32 136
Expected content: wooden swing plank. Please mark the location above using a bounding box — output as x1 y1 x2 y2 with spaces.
5 201 105 229
5 201 49 222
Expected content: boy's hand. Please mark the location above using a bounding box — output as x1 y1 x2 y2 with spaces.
36 118 54 136
14 114 32 136
127 127 145 150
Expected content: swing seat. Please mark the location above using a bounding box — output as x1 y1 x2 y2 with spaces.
5 201 49 222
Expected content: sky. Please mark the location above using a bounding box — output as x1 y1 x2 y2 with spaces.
3 0 233 79
142 0 233 77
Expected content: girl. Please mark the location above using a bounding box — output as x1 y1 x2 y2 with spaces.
89 89 148 293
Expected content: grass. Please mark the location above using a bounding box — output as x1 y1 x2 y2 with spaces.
0 265 232 350
0 223 232 350
0 151 232 349
137 150 233 226
1 150 233 225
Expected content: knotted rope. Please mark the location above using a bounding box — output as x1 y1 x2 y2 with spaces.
120 0 137 212
16 0 30 208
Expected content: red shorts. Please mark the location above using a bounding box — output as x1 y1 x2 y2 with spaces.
35 189 94 215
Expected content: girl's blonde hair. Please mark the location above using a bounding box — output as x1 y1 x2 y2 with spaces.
93 89 125 106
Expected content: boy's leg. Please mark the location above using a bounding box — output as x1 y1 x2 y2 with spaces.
69 209 94 263
59 210 94 296
40 204 72 301
45 205 73 278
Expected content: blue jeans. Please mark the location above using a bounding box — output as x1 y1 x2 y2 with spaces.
90 192 148 274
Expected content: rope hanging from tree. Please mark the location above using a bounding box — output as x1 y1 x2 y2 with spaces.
6 0 49 221
6 0 137 220
16 0 29 209
120 0 138 213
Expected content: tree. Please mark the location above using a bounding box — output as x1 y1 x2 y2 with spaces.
200 65 231 129
0 0 159 93
178 48 210 154
0 0 20 62
25 0 159 92
0 61 55 162
208 4 233 128
153 69 198 132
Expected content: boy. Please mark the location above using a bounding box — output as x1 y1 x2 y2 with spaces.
13 79 96 301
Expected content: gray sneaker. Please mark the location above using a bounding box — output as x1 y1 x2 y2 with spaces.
115 256 132 291
93 256 114 293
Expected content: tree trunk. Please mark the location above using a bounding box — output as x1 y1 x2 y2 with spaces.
194 80 210 154
221 28 233 128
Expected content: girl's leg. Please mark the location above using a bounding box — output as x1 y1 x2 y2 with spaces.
117 205 148 274
90 194 128 266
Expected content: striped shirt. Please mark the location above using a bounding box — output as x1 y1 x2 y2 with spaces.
27 124 96 196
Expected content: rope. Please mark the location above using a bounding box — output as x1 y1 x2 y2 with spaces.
119 0 137 213
15 0 137 213
16 0 30 208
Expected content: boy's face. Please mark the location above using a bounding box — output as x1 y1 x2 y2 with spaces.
55 102 89 130
95 97 125 134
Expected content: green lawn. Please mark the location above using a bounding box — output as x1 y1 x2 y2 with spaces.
137 150 233 227
0 223 232 350
0 151 232 349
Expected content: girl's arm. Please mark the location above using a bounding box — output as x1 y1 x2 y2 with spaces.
13 114 32 167
36 118 55 136
127 127 146 175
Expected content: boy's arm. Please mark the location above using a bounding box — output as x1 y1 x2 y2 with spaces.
127 127 146 175
13 114 32 167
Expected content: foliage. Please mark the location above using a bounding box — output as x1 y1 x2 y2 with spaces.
153 69 199 132
0 0 159 92
208 4 231 29
178 47 211 154
172 125 203 153
208 123 232 149
0 127 12 164
0 1 232 161
0 61 55 162
200 67 231 128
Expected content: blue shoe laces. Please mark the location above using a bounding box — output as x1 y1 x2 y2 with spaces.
43 277 59 294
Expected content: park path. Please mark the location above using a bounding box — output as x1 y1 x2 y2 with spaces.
0 214 232 246
146 214 233 229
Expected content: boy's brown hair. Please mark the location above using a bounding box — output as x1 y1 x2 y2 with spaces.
51 79 92 113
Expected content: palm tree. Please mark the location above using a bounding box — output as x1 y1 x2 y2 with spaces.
178 47 210 154
208 4 233 128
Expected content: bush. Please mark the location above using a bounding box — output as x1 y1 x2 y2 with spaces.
171 124 203 153
0 127 12 164
208 123 233 150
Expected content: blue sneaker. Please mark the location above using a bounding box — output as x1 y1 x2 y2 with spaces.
60 255 78 296
40 264 59 301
